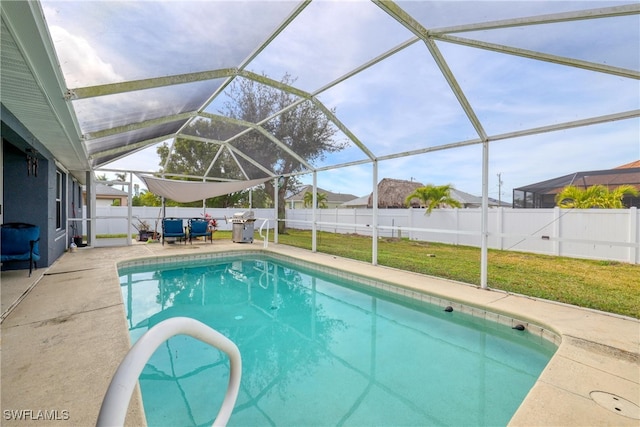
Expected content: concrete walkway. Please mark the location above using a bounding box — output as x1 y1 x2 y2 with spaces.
1 241 638 426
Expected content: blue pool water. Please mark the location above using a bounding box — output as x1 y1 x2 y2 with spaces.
119 254 556 426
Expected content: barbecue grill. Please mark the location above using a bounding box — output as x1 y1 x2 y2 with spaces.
231 211 255 243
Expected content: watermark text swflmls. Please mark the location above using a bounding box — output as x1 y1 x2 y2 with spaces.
3 409 70 421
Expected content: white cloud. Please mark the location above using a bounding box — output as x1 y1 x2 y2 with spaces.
248 0 410 92
48 25 123 87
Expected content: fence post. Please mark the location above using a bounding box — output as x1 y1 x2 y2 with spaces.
553 207 561 256
497 207 503 250
630 207 638 264
455 208 460 246
409 206 413 240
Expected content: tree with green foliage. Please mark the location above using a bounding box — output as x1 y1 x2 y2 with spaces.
405 184 462 214
158 73 346 232
303 191 328 208
555 184 638 208
133 190 162 207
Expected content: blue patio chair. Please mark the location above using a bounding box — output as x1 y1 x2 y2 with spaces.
162 218 186 245
188 218 211 244
1 222 40 276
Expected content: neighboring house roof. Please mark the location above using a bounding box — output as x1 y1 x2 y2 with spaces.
286 185 357 204
513 161 640 208
92 183 128 197
515 161 640 194
368 178 424 208
340 195 370 207
616 160 640 169
362 179 502 209
450 188 482 207
449 189 509 208
488 197 511 207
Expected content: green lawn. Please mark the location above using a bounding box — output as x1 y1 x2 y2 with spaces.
217 229 639 319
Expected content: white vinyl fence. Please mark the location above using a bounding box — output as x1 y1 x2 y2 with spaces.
86 206 639 264
86 206 276 236
286 207 640 264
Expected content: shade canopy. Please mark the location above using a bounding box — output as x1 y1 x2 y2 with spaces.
138 175 270 203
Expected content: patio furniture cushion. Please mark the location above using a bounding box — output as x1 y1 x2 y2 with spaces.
188 218 211 243
162 218 186 245
1 222 40 276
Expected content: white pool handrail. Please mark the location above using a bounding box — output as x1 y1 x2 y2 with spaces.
96 317 242 427
258 218 269 248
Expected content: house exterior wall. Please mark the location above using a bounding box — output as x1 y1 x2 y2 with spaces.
1 108 71 270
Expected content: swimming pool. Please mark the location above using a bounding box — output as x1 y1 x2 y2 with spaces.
119 253 557 426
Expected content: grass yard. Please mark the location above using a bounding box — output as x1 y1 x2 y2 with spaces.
214 229 639 319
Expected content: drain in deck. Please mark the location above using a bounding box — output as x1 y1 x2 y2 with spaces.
590 391 640 419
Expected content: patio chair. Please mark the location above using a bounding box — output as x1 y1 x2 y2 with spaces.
188 218 212 244
1 222 40 276
162 218 186 245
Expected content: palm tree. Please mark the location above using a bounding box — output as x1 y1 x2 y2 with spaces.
555 185 604 208
607 185 639 208
405 184 461 214
555 184 638 208
115 172 127 191
303 191 328 208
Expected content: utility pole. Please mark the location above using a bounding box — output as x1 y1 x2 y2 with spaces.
497 173 503 205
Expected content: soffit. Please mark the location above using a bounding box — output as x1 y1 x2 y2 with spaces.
0 1 88 177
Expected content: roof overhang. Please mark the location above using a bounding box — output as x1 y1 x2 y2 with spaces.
1 0 88 182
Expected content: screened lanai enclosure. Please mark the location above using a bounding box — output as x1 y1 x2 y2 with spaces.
1 1 639 284
514 164 640 208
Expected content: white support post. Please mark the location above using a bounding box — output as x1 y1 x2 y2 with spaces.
274 177 279 244
88 171 97 246
127 173 133 245
202 177 206 215
372 160 379 265
312 172 317 252
64 171 69 248
480 142 489 289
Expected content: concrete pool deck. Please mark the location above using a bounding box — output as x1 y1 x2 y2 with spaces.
1 241 638 426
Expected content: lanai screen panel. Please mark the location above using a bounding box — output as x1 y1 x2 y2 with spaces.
73 80 226 135
41 1 298 85
464 16 640 70
87 120 190 167
38 0 638 187
41 0 301 169
315 41 481 159
245 1 411 93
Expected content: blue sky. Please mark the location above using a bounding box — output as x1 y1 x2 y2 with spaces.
42 1 639 202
